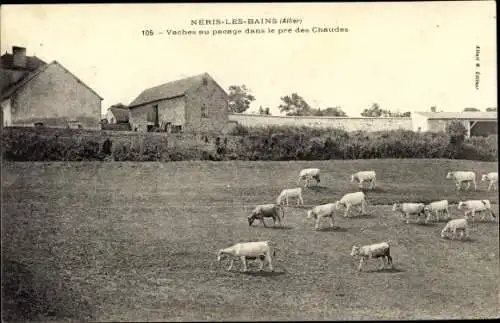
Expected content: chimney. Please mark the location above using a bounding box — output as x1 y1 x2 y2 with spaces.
12 46 27 68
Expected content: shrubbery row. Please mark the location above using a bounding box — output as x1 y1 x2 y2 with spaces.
1 125 497 162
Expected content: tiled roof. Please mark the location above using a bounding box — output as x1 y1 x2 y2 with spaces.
414 111 497 120
1 60 103 100
108 106 129 122
129 73 222 108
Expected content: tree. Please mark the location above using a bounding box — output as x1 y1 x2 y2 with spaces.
486 107 497 112
313 106 347 117
361 103 410 117
227 85 255 113
361 103 384 117
109 103 127 109
430 106 437 112
258 106 271 115
278 93 312 116
463 107 480 112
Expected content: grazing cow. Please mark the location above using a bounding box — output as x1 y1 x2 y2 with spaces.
441 218 469 240
446 171 477 191
298 168 321 187
248 204 285 227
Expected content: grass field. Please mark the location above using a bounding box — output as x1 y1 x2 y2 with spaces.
2 159 499 321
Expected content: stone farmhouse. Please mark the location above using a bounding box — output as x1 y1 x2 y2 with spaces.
1 46 103 129
128 73 232 134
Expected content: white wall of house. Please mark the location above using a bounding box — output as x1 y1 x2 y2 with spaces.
105 109 116 124
1 98 12 127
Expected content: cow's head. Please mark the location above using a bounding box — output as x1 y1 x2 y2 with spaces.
247 214 255 226
350 246 360 257
445 172 454 179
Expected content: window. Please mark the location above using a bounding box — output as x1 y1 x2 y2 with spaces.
201 105 208 118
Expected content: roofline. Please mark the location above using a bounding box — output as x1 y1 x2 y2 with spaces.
52 61 104 100
128 94 185 109
427 117 498 121
229 113 412 120
1 60 104 100
128 72 228 108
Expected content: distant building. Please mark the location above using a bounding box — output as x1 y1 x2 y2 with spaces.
105 105 129 124
1 46 103 129
411 111 498 138
128 72 230 134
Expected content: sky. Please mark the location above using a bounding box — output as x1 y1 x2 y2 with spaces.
1 2 497 117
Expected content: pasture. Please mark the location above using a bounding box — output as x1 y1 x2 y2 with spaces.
2 159 499 321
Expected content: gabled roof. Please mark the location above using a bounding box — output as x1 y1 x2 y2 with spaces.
1 53 47 71
1 54 47 94
1 60 103 101
108 106 129 122
129 72 227 108
414 111 498 120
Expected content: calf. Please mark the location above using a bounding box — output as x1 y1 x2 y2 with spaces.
306 203 336 230
350 241 393 272
392 202 427 224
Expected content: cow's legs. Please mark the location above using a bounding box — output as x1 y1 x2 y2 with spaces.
344 205 350 218
358 258 364 272
266 252 273 271
227 259 234 271
329 217 334 228
240 256 248 272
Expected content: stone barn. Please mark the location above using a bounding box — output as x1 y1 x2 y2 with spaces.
1 46 103 129
411 111 498 138
105 105 129 124
128 73 230 134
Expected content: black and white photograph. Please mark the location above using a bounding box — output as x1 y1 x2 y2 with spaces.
1 2 498 321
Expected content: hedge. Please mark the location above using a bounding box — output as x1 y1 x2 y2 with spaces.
1 125 497 162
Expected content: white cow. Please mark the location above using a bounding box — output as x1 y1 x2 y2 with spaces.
335 191 367 217
306 203 336 230
351 171 376 190
392 202 427 224
217 241 275 272
481 172 498 191
446 171 477 191
298 168 321 187
441 218 469 240
458 200 496 223
350 240 393 272
276 187 304 206
424 200 450 222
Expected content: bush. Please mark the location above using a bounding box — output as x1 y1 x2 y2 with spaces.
1 126 497 162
